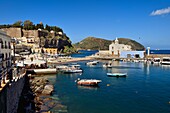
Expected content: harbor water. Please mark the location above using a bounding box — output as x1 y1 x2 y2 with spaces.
53 61 170 113
50 50 170 113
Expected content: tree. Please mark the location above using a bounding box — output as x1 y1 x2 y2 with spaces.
45 24 51 31
36 23 44 29
13 20 23 27
23 20 34 30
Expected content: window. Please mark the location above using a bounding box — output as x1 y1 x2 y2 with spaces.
2 54 4 60
8 42 11 49
6 53 8 60
1 41 3 48
5 41 7 48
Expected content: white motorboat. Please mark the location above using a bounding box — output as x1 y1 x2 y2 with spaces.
161 57 170 65
153 58 161 64
107 73 127 77
86 61 98 65
75 78 102 86
62 64 83 73
103 63 112 68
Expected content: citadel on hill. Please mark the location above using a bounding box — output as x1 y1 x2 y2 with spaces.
0 21 75 55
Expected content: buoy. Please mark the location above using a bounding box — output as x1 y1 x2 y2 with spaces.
168 101 170 104
107 84 110 86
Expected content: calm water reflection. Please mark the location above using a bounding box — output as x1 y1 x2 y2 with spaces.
53 61 170 113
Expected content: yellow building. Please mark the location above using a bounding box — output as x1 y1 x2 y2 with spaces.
34 47 58 55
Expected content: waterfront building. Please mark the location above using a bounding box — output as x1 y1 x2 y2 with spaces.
120 51 145 58
0 30 12 87
34 47 58 55
109 38 131 56
98 50 110 57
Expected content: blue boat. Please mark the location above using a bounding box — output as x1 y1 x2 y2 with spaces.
107 73 127 77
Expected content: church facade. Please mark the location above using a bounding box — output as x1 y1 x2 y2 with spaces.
109 38 132 56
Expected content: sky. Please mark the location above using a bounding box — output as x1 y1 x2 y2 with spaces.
0 0 170 49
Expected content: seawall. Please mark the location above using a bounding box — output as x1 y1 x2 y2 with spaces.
0 74 26 113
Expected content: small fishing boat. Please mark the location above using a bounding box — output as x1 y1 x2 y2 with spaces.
63 69 83 73
86 61 98 65
107 73 127 77
56 65 69 71
153 58 161 64
103 63 112 68
62 64 83 73
161 57 170 65
75 78 102 86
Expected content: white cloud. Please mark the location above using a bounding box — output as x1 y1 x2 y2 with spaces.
150 7 170 16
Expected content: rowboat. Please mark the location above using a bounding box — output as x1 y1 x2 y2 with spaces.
75 78 102 86
107 73 127 77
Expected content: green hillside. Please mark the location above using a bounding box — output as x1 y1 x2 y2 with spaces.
73 37 145 50
73 37 111 50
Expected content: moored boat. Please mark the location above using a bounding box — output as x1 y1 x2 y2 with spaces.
86 61 98 65
33 68 57 74
161 57 170 65
153 58 161 64
62 64 83 73
75 78 102 86
107 73 127 77
103 63 112 68
63 69 83 73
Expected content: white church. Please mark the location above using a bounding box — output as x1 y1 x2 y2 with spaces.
109 38 131 56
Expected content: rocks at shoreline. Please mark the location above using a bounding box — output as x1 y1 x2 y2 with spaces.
30 76 68 113
30 77 53 95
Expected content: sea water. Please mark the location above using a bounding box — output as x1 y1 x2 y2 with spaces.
50 50 170 113
52 61 170 113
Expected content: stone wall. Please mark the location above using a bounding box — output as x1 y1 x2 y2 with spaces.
146 54 170 59
0 84 7 113
6 76 25 113
0 73 25 113
1 28 22 38
1 28 49 39
22 30 39 38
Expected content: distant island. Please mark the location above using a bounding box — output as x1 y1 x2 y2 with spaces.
73 37 145 51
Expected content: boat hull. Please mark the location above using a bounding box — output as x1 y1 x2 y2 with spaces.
107 73 127 77
34 68 57 74
76 79 101 86
63 70 83 73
